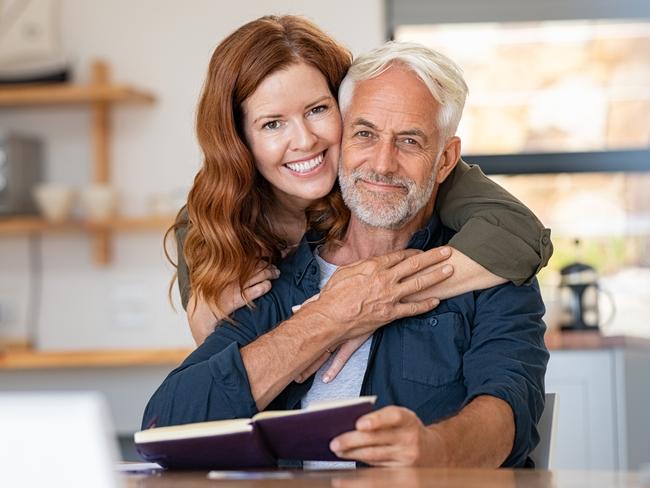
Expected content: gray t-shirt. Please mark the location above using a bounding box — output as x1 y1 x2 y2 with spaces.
301 249 372 470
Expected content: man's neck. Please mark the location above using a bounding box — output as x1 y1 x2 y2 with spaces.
322 199 435 266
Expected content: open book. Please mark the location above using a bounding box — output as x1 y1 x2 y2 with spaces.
134 396 376 469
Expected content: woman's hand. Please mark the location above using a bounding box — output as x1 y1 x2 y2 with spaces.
294 332 373 384
188 263 280 345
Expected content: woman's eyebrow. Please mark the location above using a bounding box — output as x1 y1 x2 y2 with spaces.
304 95 332 110
253 95 333 124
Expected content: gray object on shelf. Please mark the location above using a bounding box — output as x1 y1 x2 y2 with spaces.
0 132 44 216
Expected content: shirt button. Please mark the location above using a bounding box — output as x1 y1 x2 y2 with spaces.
542 235 550 245
310 266 318 275
430 318 438 326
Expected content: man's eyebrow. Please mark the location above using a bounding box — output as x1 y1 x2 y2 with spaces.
351 119 428 142
350 118 378 130
397 128 428 142
253 96 333 124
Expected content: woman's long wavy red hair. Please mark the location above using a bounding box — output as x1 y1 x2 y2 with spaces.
166 15 351 318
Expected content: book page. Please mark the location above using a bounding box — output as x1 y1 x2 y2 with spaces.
252 396 376 421
134 418 253 443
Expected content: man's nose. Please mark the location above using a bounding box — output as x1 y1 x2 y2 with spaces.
369 139 398 175
290 120 318 152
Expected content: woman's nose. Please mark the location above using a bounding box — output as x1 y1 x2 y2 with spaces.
290 120 318 152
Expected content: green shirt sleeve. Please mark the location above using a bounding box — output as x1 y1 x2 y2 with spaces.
437 159 553 286
174 209 192 310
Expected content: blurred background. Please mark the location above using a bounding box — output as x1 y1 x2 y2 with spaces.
0 0 649 471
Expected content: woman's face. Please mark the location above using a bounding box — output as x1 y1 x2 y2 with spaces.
242 62 341 211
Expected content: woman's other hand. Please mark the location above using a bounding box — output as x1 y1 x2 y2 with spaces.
294 333 372 384
188 263 280 345
293 247 452 382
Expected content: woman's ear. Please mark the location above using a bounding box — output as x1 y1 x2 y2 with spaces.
435 136 461 184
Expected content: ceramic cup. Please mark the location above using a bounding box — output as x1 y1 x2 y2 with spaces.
79 184 117 221
32 183 76 222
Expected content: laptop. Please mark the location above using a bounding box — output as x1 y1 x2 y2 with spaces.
0 391 121 487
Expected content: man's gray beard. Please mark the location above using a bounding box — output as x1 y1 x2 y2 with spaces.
338 163 437 230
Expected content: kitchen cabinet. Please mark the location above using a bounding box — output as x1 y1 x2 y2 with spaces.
546 333 650 470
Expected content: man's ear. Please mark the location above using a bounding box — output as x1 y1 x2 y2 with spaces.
435 136 461 184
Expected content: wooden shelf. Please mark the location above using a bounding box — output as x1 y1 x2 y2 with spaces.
0 82 155 107
0 60 158 265
0 216 174 235
0 347 191 370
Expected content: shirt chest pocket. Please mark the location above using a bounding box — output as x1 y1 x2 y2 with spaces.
401 311 467 387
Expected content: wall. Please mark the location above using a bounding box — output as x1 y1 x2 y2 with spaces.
0 0 385 350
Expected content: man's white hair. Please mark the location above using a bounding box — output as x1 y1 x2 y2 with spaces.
338 41 468 140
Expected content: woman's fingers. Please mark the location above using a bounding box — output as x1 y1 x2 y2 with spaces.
245 265 280 287
228 264 279 310
292 293 320 313
322 333 372 383
295 351 330 383
242 280 273 303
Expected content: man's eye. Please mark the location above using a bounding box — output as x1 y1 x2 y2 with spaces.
403 138 418 145
355 130 371 138
262 120 281 130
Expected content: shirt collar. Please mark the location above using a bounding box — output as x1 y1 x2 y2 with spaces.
407 211 443 251
291 212 443 286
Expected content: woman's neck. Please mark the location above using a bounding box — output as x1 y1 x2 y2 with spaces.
270 196 309 247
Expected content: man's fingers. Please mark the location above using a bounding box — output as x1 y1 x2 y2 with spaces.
322 333 371 383
331 427 395 454
390 246 452 281
398 264 453 298
334 445 405 466
377 248 422 268
295 352 329 383
356 406 412 431
392 298 440 319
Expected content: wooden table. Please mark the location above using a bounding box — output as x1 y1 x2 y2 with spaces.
122 467 647 487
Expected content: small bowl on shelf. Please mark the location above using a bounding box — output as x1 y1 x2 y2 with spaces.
79 184 117 221
32 183 76 223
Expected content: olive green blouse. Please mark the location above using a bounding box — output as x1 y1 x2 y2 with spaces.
174 159 552 310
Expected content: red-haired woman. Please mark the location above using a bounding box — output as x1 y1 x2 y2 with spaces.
169 15 551 379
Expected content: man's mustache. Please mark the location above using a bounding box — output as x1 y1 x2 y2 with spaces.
349 169 414 191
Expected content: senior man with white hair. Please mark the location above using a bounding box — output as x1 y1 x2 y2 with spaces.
143 42 549 469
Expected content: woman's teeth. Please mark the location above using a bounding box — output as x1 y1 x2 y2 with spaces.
285 153 324 173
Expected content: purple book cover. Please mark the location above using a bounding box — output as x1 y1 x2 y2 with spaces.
136 427 276 470
255 400 375 461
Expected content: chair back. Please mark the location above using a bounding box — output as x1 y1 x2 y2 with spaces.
529 392 559 469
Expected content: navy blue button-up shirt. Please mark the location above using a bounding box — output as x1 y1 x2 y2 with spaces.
142 213 549 467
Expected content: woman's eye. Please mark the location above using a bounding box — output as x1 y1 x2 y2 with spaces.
308 105 328 116
262 120 281 130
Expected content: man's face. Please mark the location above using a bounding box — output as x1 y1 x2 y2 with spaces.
339 65 450 230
